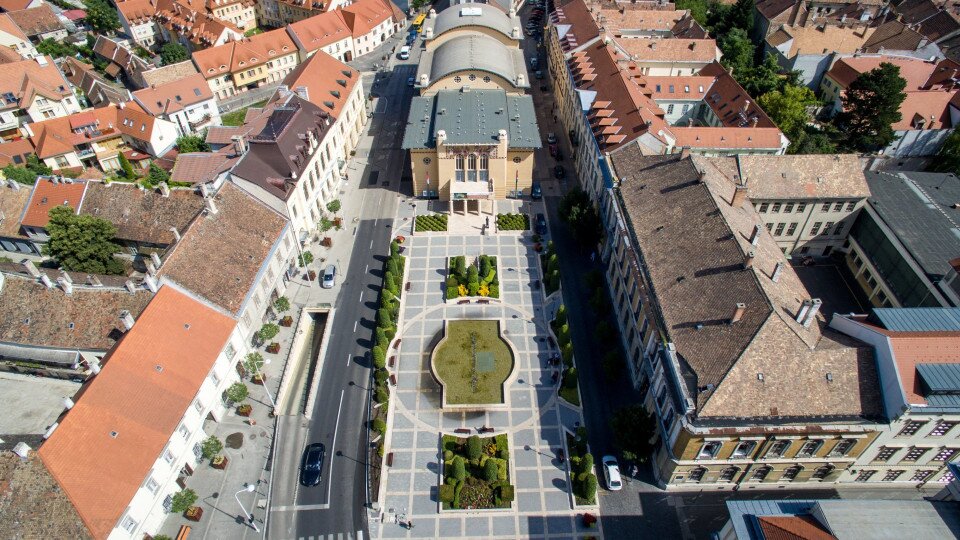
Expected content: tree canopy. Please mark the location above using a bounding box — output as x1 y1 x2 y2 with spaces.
610 405 658 463
3 155 52 185
836 62 907 152
160 42 189 65
758 84 818 142
931 130 960 176
84 0 120 33
176 133 210 153
146 162 170 187
558 188 601 248
44 205 124 275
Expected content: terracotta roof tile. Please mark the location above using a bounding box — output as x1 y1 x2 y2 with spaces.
341 0 395 37
192 27 296 77
736 154 870 199
38 286 235 540
20 178 87 228
0 0 33 13
273 50 359 117
169 149 239 184
132 72 213 115
79 182 205 246
157 182 287 315
0 56 72 112
758 515 837 540
0 136 33 167
0 180 30 238
8 4 63 37
288 10 351 52
616 38 720 63
0 12 27 41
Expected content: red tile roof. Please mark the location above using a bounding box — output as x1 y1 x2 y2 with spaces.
192 27 297 77
274 50 359 117
20 178 87 228
38 285 236 540
758 515 837 540
889 334 960 405
288 10 351 52
132 72 213 115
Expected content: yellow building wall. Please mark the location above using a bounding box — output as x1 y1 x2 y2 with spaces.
408 146 535 201
422 71 524 96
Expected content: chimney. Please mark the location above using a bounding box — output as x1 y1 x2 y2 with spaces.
436 129 447 145
150 252 162 269
231 135 247 156
59 271 72 285
143 273 158 293
802 298 823 328
63 397 74 410
517 73 526 86
751 117 758 127
512 26 520 38
124 279 137 293
159 182 170 197
12 441 31 458
294 85 309 101
743 250 755 269
205 197 218 215
795 299 812 324
170 226 181 242
771 261 784 283
730 302 746 324
277 84 290 98
498 129 508 143
419 73 428 86
199 183 211 197
732 184 748 207
87 274 102 287
22 260 40 278
428 7 436 18
7 179 19 190
145 260 156 276
749 224 761 246
426 27 434 38
680 147 691 159
57 276 73 295
120 310 136 330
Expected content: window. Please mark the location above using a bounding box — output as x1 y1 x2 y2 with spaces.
479 154 489 182
177 424 190 440
719 466 739 482
121 516 138 533
898 421 927 437
797 440 823 458
910 470 934 482
829 439 856 457
688 467 706 482
821 202 831 212
682 104 689 114
697 441 722 459
833 222 845 236
766 223 773 231
940 470 957 483
210 371 221 386
796 203 806 212
751 466 771 481
759 203 769 213
145 476 160 494
656 385 667 410
774 223 785 236
820 222 833 236
855 470 876 482
771 203 782 213
732 441 757 458
812 465 835 479
883 470 905 481
846 202 856 211
786 223 798 236
784 203 794 213
193 399 203 413
224 342 236 360
663 407 675 433
766 440 790 458
933 448 958 462
929 421 957 437
781 465 802 481
810 222 823 235
873 447 897 462
163 449 174 464
901 447 928 462
833 202 843 212
455 154 464 182
667 104 674 114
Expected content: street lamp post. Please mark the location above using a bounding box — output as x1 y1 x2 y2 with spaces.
251 358 276 411
235 484 260 532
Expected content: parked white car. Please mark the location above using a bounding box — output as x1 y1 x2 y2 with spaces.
601 455 622 491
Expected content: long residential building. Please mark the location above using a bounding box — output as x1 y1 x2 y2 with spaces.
603 147 884 488
0 55 82 140
286 0 404 62
191 28 300 100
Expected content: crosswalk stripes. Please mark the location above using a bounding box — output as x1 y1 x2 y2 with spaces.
297 530 364 540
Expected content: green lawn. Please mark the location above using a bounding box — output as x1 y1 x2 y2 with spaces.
433 320 513 405
221 100 267 126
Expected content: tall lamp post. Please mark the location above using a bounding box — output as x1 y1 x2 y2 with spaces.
235 483 260 532
251 357 276 410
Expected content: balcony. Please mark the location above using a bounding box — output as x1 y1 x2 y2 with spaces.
76 147 95 160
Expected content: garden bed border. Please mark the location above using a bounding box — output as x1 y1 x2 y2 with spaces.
436 431 517 514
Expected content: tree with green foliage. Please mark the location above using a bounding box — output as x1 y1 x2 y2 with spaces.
243 352 264 375
177 133 211 153
610 405 658 463
450 456 466 482
371 418 386 434
273 296 290 312
84 0 120 33
483 458 499 482
836 62 907 152
170 488 199 513
201 435 223 459
758 84 818 141
728 0 754 34
467 435 482 461
257 323 280 342
558 188 601 247
555 304 567 326
118 152 136 179
145 162 170 187
3 154 53 185
226 382 249 403
675 0 710 25
37 38 80 58
583 473 598 501
375 327 389 350
160 42 189 65
377 307 393 328
44 205 124 274
719 28 754 77
931 129 960 176
790 125 840 154
740 52 783 98
326 199 341 213
372 345 386 369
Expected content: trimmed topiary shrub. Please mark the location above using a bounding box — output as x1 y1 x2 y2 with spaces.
451 456 466 482
438 483 455 503
555 304 567 326
584 473 598 501
483 457 499 482
499 484 514 502
371 418 386 434
374 385 389 403
372 346 386 369
443 449 454 461
467 435 482 461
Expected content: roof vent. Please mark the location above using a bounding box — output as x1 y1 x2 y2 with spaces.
826 372 833 382
730 302 746 324
757 373 764 382
109 431 119 438
155 364 163 373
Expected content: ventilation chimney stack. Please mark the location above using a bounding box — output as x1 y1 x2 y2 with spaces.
749 224 761 246
796 299 812 324
732 184 748 207
802 298 823 328
57 276 73 295
124 279 137 293
120 310 135 331
22 260 40 278
170 226 181 242
771 261 784 283
143 273 158 293
205 197 218 215
159 182 170 197
40 273 53 288
150 252 162 270
743 250 755 269
63 397 74 410
730 302 746 324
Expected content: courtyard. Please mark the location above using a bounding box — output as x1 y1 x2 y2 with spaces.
375 199 601 539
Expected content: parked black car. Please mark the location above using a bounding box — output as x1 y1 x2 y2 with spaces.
553 165 565 179
300 443 326 487
536 213 548 234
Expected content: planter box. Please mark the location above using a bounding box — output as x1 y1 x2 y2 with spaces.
307 271 317 281
321 237 332 247
279 316 293 327
212 455 229 469
185 507 203 521
251 373 266 385
237 404 252 416
266 343 280 354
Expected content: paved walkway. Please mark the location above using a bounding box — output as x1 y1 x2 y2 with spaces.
377 200 601 539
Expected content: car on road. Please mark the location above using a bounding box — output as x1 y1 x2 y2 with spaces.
546 132 557 144
300 443 326 486
321 264 337 288
406 34 416 45
398 45 410 60
407 77 415 87
535 213 547 234
531 181 542 199
535 70 543 79
553 165 565 179
602 455 623 491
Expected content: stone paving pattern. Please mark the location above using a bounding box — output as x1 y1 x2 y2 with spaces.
378 201 601 539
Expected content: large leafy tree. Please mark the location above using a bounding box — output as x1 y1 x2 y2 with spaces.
558 188 601 248
176 133 210 153
160 42 189 65
44 206 124 275
790 126 840 154
719 28 755 78
836 62 907 152
758 84 818 141
146 162 170 186
84 0 120 33
610 405 658 463
740 53 783 98
931 130 960 176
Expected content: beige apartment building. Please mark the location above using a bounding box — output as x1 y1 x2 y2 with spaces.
192 28 300 99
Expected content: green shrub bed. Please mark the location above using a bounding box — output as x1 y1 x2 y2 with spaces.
566 429 597 505
496 213 529 231
415 213 448 232
540 241 560 295
439 434 513 509
446 254 499 299
551 304 580 405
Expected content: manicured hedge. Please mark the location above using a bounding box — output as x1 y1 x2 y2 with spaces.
415 213 448 232
496 213 529 231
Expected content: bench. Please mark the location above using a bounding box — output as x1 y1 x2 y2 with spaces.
477 299 490 304
405 282 411 292
454 428 471 435
457 299 470 305
389 356 396 368
386 452 394 467
393 338 402 349
176 526 191 540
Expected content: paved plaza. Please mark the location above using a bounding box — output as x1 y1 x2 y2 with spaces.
376 201 602 539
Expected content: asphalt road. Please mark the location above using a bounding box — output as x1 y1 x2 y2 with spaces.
287 36 421 540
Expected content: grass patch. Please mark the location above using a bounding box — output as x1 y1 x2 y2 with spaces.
433 320 513 405
440 434 512 509
415 213 448 231
244 27 264 36
221 100 267 126
496 213 529 231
